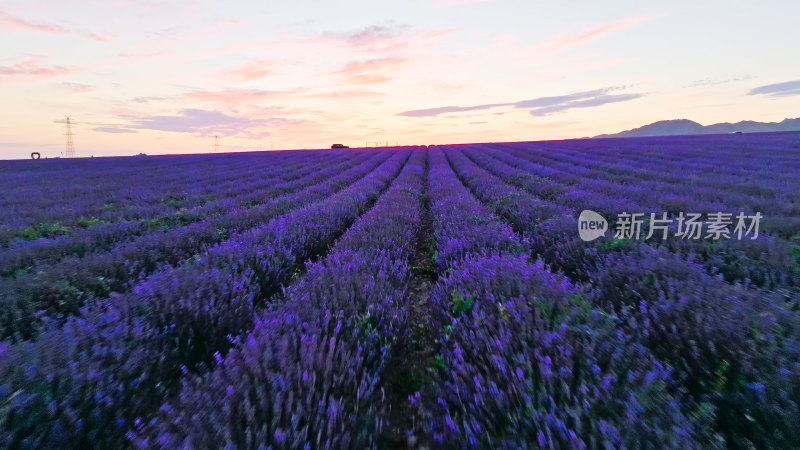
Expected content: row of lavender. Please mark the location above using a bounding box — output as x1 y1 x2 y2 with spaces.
0 150 351 246
490 135 800 237
0 150 367 275
136 149 428 448
410 147 693 447
0 148 411 447
485 139 797 230
436 136 800 448
527 134 800 203
0 150 361 255
1 153 285 237
0 150 387 340
464 142 800 292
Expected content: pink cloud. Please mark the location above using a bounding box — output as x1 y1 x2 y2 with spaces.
332 57 406 85
342 74 391 85
303 89 385 99
242 105 320 120
82 31 115 42
0 11 114 42
183 88 283 105
61 82 93 93
432 81 467 92
536 15 652 53
0 11 69 34
203 25 457 70
220 61 273 81
0 56 70 80
335 57 406 75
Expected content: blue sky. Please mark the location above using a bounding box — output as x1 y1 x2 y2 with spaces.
1 0 798 158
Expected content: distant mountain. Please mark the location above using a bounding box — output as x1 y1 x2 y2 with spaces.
596 118 800 138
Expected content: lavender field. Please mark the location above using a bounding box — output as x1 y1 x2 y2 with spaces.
1 133 799 449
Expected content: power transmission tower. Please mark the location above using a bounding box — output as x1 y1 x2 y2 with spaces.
65 115 75 158
214 135 220 152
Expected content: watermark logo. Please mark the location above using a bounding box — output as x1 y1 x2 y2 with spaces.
577 211 762 241
578 209 608 241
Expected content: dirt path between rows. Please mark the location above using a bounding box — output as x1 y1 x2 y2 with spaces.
379 149 438 449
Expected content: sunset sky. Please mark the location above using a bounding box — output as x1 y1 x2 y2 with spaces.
1 0 798 159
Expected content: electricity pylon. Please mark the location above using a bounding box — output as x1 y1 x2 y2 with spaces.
65 115 75 158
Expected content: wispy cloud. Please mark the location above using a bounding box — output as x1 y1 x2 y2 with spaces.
749 79 800 97
523 91 643 116
0 11 113 42
133 96 166 103
302 89 384 99
61 82 92 93
82 31 114 42
0 55 70 80
335 57 406 75
341 74 391 85
333 57 406 84
128 109 296 138
689 75 748 87
220 61 273 81
322 23 410 47
93 126 136 133
399 87 643 117
535 15 651 54
0 11 69 34
183 88 286 105
400 102 508 117
116 49 171 60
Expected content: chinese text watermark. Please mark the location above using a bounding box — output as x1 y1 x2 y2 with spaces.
578 210 762 242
